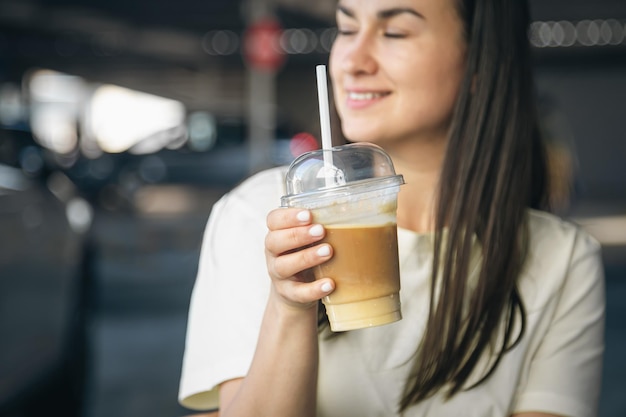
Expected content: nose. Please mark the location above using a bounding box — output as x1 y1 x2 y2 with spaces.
340 33 378 75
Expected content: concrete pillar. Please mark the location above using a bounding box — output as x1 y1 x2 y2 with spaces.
244 0 278 175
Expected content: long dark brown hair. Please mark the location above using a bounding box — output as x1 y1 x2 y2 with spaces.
319 0 549 411
399 0 548 409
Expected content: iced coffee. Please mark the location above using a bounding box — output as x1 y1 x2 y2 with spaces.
281 142 404 331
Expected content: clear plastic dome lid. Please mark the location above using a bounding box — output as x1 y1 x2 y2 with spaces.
281 142 404 207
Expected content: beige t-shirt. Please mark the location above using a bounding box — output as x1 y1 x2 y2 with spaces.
178 167 605 417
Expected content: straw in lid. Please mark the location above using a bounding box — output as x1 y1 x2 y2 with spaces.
281 142 404 207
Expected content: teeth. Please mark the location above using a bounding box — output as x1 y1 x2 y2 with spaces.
348 92 385 100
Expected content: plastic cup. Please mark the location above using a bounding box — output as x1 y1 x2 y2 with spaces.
281 142 405 331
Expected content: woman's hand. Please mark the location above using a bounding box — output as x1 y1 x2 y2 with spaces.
265 208 335 310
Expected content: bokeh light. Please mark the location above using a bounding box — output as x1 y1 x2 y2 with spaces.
289 132 319 158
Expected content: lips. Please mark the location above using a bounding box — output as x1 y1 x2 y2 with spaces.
344 90 390 109
347 91 388 100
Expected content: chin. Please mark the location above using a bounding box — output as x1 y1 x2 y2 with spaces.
341 126 383 145
343 136 372 144
343 134 391 149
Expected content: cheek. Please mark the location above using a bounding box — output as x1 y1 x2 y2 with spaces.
437 60 465 109
414 53 465 103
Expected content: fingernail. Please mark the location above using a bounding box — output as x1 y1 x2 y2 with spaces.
321 282 333 293
316 245 330 257
297 210 310 222
309 224 324 237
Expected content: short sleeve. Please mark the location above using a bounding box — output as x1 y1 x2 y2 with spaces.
178 168 286 410
513 231 606 417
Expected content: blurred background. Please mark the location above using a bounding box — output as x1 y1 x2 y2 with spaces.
0 0 624 416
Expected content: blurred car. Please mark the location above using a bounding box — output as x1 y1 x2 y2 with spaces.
0 128 92 417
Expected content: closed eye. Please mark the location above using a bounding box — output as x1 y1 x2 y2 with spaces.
384 33 407 39
337 29 357 36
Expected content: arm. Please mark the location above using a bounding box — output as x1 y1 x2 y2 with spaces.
513 230 605 417
217 208 335 417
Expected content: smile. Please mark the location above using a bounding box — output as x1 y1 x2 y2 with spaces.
347 91 389 100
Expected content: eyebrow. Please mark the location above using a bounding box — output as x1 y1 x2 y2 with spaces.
337 4 424 20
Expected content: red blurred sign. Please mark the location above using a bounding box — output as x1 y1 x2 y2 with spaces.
243 18 286 72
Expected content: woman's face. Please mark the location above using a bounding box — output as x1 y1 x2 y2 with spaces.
329 0 467 147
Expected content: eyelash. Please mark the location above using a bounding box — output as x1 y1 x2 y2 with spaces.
336 30 407 39
336 29 356 36
384 33 407 39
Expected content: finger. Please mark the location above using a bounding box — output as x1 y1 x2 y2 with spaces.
277 278 336 305
267 208 312 231
269 243 333 281
265 223 326 256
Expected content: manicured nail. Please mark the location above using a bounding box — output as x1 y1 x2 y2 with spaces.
321 282 333 293
309 224 324 237
316 245 330 257
297 210 310 222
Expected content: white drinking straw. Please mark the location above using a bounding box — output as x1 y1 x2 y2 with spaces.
316 64 334 186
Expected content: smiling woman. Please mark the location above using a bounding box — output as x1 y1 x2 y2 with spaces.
330 0 466 148
178 1 605 416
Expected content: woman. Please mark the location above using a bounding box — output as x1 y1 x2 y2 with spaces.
179 0 605 416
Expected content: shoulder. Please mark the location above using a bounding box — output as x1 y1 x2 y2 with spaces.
224 166 288 203
526 209 601 255
521 209 603 312
212 166 288 219
234 166 288 194
200 166 288 249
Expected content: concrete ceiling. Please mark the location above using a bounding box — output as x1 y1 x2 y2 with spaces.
1 0 624 69
0 0 624 112
2 0 624 35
